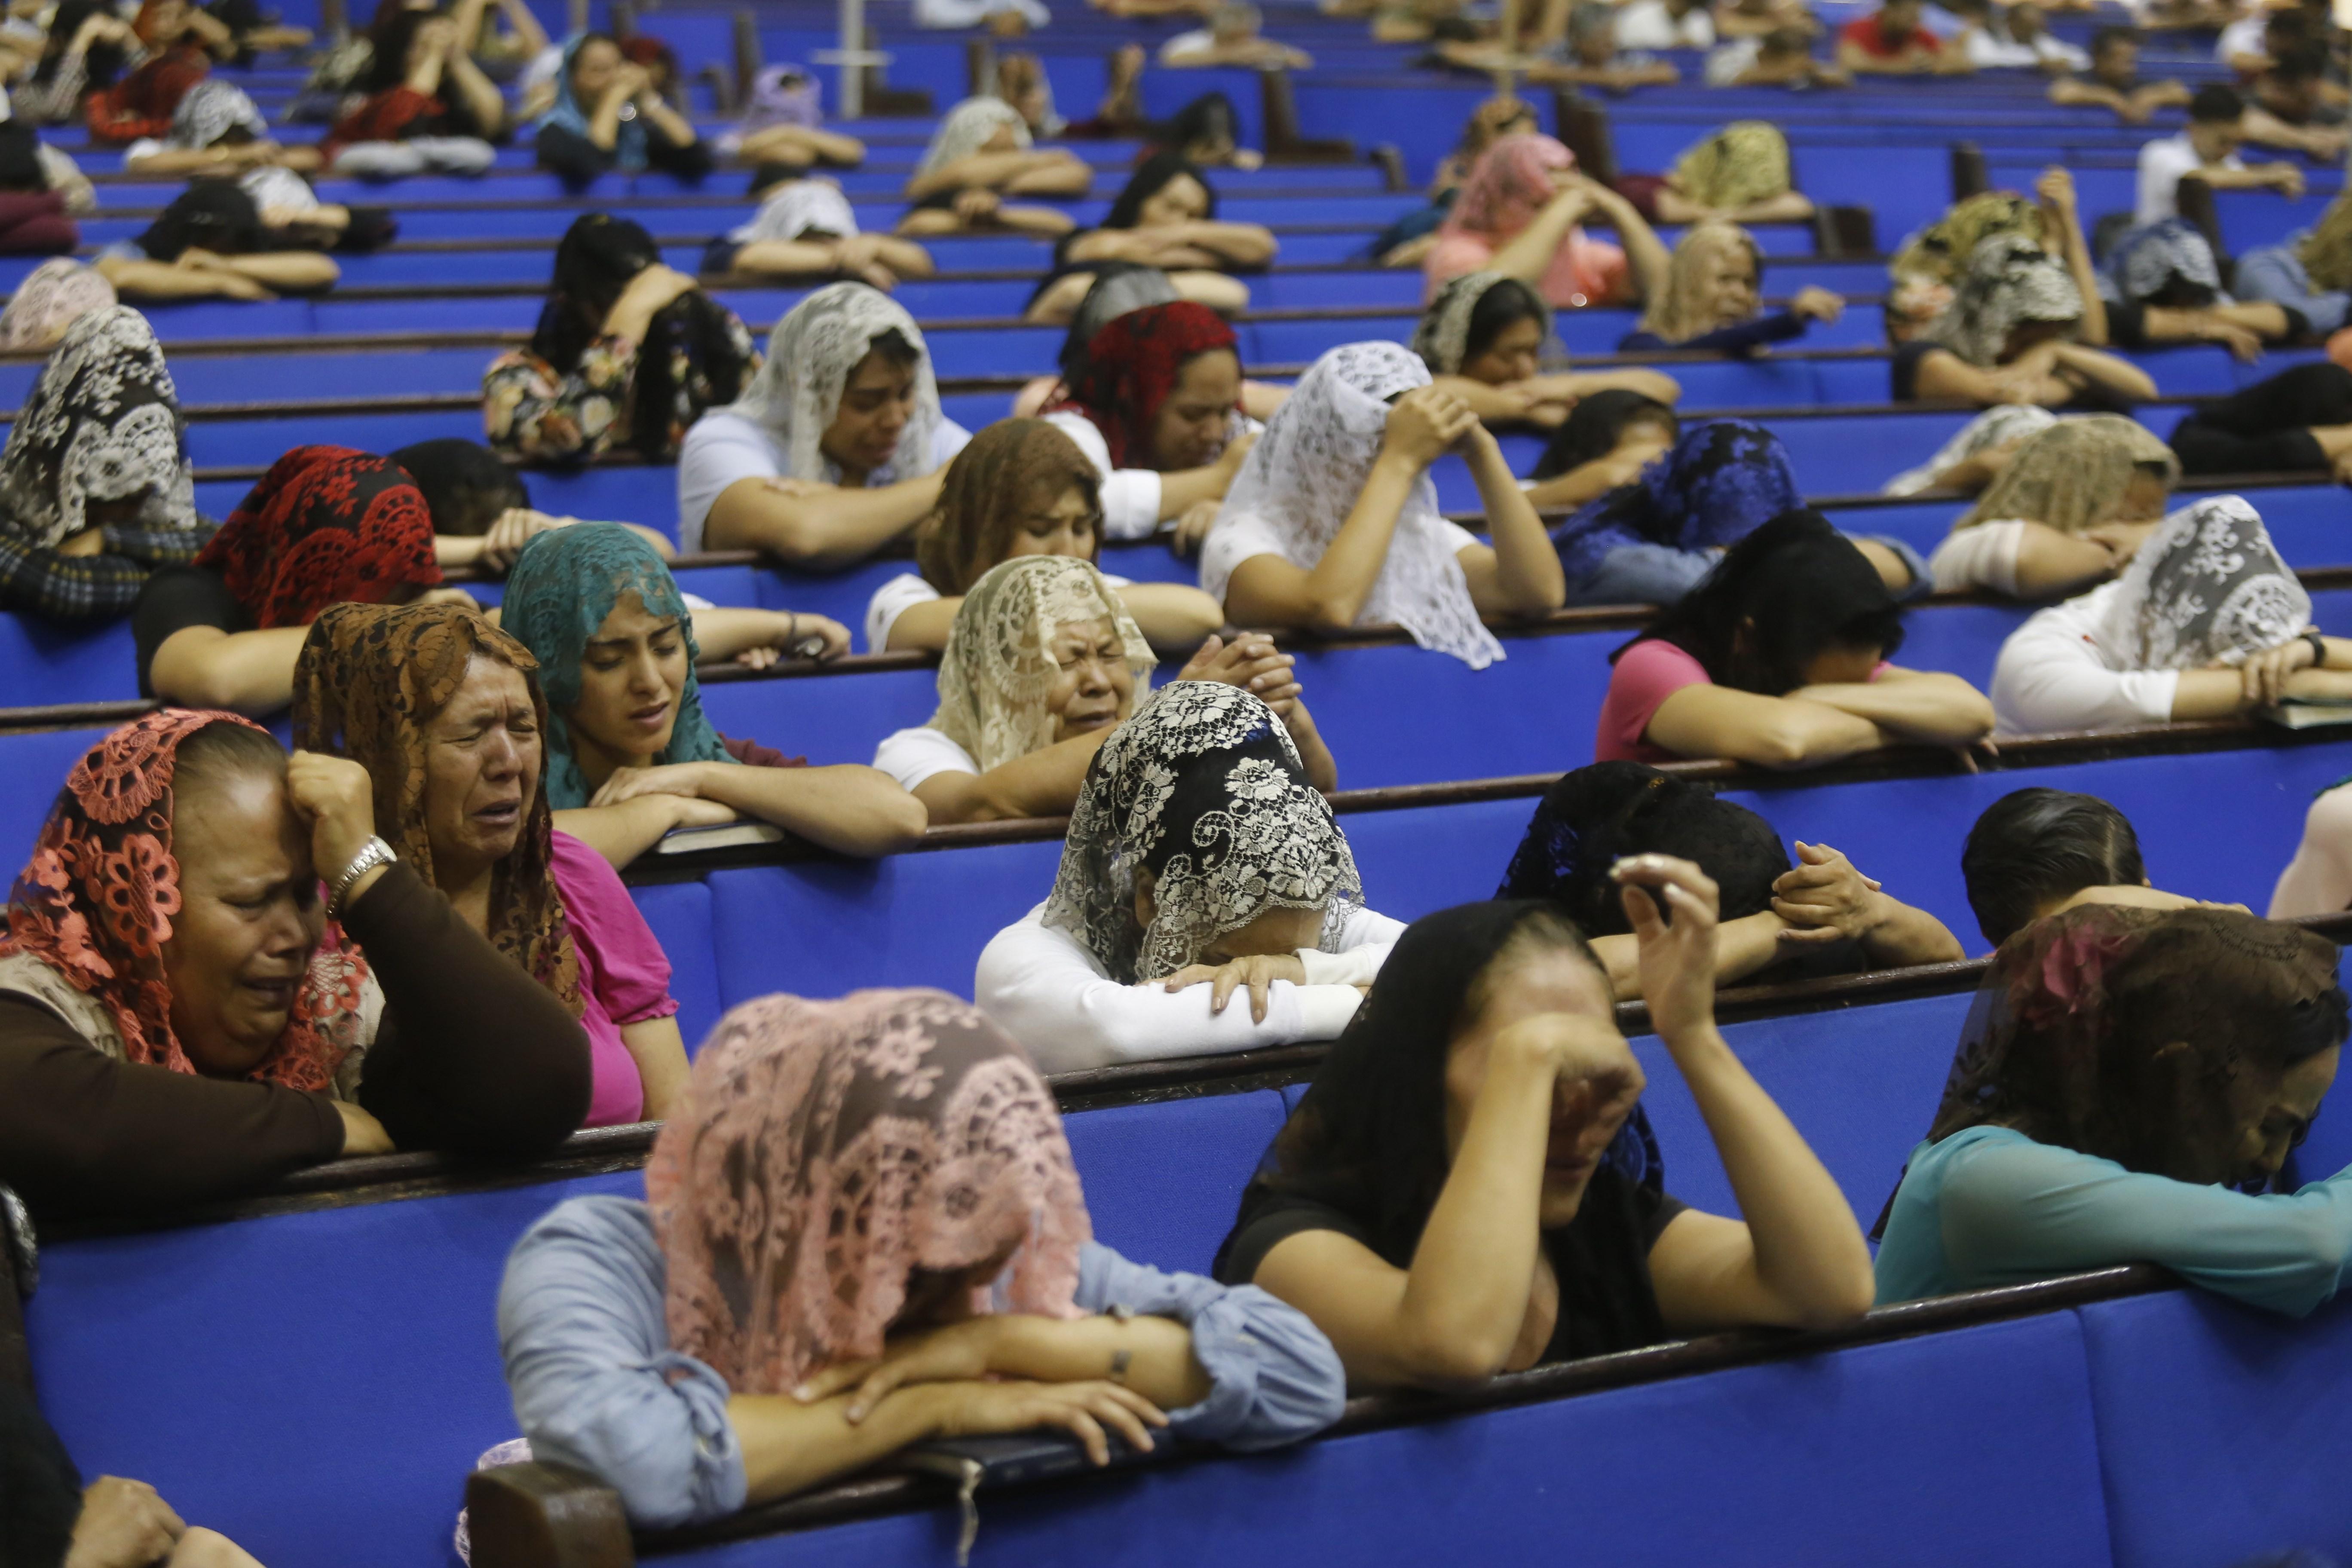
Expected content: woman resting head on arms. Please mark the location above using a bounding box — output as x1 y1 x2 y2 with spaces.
1044 300 1263 556
1961 786 2220 947
2167 362 2352 483
1618 222 1847 357
0 306 209 623
1412 271 1679 432
678 283 971 566
1874 903 2352 1316
1213 869 1876 1391
499 523 924 870
1202 341 1567 668
1635 121 1818 230
704 168 934 290
1026 151 1272 324
0 710 591 1219
875 416 1223 654
1523 388 1679 513
1595 508 1994 767
2100 219 2301 361
897 97 1090 239
1989 495 2352 736
1927 415 2177 599
1498 761 1962 998
391 436 674 575
291 602 688 1126
98 178 344 305
0 258 116 353
980 682 1383 1073
484 214 753 468
1423 133 1670 314
498 988 1345 1530
1895 234 2153 410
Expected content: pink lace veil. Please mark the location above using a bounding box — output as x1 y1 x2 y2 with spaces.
645 988 1091 1393
1443 132 1576 242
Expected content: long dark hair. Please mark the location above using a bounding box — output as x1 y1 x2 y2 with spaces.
363 3 437 93
1103 150 1216 231
1960 788 2147 947
1533 389 1676 480
37 0 127 86
1464 276 1547 365
1621 508 1905 694
1216 900 1657 1276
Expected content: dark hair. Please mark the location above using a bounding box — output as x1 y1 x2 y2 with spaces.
1532 390 1677 479
39 0 128 86
1462 277 1548 367
1627 507 1905 694
2190 83 2245 122
747 162 800 199
1760 24 1810 52
363 6 441 94
567 29 618 82
1961 788 2147 946
391 438 529 536
1497 763 1790 937
1103 150 1216 232
2272 40 2330 82
175 718 288 802
532 213 661 374
1157 90 1238 156
136 180 269 262
862 326 922 373
0 123 45 194
2090 23 2137 55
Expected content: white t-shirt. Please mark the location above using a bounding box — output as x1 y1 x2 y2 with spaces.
1199 509 1481 608
1963 26 2086 69
872 725 979 792
1927 519 2029 597
2215 13 2268 63
2135 133 2241 226
1614 0 1715 48
1990 578 2181 736
1159 28 1215 62
863 568 1134 653
1044 410 1164 541
977 900 1406 1073
674 412 973 553
1704 36 1762 83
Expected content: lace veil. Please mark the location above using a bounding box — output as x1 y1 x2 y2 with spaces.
2092 495 2309 671
720 282 944 485
0 306 199 548
927 554 1154 772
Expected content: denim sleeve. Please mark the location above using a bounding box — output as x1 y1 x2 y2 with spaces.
1074 1240 1347 1451
496 1195 748 1528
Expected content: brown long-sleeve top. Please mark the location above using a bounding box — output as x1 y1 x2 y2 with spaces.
0 864 593 1222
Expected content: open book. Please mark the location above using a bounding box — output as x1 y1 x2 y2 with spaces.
2260 697 2352 731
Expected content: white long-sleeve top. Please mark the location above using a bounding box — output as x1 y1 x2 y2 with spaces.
977 900 1404 1073
1990 579 2180 738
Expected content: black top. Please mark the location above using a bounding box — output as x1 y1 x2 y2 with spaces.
131 564 249 698
1893 338 2138 412
1218 1170 1688 1365
1618 311 1809 358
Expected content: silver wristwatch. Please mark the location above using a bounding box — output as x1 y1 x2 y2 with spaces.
328 836 398 920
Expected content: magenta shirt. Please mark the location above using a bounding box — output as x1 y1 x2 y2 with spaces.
550 830 680 1127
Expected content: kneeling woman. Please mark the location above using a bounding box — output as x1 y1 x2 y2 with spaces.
1875 904 2352 1316
980 682 1389 1073
1214 864 1875 1389
0 710 590 1221
499 524 927 870
870 417 1224 653
1202 341 1566 669
1989 496 2352 736
499 989 1345 1529
1596 510 1993 766
293 603 691 1126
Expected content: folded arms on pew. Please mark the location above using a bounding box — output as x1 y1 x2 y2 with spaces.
1645 668 1997 770
703 472 948 569
560 760 928 862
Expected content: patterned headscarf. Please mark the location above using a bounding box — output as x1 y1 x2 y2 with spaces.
726 177 858 245
1205 341 1503 668
1956 416 2178 535
539 34 646 170
1669 121 1792 213
290 603 583 1017
0 710 369 1092
1638 222 1764 345
193 446 440 629
645 988 1089 1395
913 97 1029 182
166 78 266 149
731 63 821 135
1053 300 1237 469
1891 191 2047 288
499 523 732 810
2105 217 2225 308
2299 192 2352 293
1442 133 1575 242
2090 495 2309 671
0 306 200 548
928 555 1153 772
723 283 945 484
0 260 116 354
1044 681 1362 984
1923 234 2083 368
1550 419 1801 583
1410 270 1552 376
915 418 1104 596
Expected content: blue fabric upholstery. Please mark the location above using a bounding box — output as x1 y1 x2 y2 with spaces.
1060 1091 1292 1275
631 879 723 1052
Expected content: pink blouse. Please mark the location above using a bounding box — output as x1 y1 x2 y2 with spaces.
550 830 680 1127
1595 639 1713 763
1422 228 1631 311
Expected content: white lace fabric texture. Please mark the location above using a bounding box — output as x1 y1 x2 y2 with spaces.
720 282 945 485
2095 494 2310 670
730 178 859 245
927 555 1156 771
0 305 200 546
915 97 1030 181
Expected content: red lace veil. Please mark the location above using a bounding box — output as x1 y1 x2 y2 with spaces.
0 709 367 1091
1053 301 1237 469
194 445 442 630
646 989 1090 1394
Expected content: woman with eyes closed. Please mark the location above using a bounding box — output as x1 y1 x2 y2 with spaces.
499 524 926 871
293 602 692 1127
1413 272 1680 433
869 417 1224 654
1022 152 1272 326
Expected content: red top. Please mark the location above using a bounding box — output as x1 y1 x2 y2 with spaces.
1838 13 1940 56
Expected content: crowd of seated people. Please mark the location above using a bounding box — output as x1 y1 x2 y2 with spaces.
9 4 2352 1559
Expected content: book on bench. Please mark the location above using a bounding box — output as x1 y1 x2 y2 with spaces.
653 821 788 854
2260 697 2352 730
897 1432 1151 1564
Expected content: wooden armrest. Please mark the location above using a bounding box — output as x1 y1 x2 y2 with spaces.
465 1461 634 1568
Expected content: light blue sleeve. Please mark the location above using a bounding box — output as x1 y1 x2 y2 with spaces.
496 1195 749 1529
1073 1240 1347 1452
1936 1133 2352 1318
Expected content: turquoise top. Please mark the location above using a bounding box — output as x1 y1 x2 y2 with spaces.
1874 1124 2352 1318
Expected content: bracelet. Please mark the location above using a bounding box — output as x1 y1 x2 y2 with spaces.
2307 631 2330 671
327 836 397 921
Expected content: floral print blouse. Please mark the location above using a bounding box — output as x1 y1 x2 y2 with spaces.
481 311 758 466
